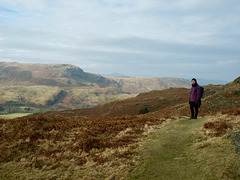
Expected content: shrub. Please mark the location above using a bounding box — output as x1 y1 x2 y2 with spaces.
139 107 149 115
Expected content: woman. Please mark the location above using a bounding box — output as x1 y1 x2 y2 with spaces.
189 78 201 119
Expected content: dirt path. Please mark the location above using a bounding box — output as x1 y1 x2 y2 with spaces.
131 117 209 180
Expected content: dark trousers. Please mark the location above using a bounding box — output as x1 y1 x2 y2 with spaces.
189 101 199 118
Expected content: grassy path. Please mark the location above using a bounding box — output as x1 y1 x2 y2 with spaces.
131 118 209 180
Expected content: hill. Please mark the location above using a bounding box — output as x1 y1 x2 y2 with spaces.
169 76 240 117
55 88 190 117
0 62 115 87
51 76 239 118
0 62 190 114
106 76 190 94
0 78 240 179
0 77 239 179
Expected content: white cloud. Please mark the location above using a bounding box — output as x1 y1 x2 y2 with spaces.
0 0 239 81
217 59 240 66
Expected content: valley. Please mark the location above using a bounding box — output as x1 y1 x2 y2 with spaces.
0 62 190 114
0 75 239 179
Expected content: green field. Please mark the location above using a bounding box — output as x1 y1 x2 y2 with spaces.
0 113 32 119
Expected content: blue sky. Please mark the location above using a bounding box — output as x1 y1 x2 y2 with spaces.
0 0 240 82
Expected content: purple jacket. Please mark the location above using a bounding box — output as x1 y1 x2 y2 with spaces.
190 83 201 102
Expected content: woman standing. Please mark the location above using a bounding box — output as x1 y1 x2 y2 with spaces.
189 78 201 119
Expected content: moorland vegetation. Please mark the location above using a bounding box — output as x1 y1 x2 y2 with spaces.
0 76 239 179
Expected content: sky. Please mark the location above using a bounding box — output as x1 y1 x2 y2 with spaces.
0 0 240 82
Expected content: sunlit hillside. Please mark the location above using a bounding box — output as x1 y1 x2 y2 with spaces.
0 62 190 114
0 77 239 179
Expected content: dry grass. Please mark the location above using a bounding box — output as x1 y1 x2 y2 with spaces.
0 76 239 179
55 88 191 117
0 113 167 179
197 114 240 137
1 113 239 179
190 114 240 179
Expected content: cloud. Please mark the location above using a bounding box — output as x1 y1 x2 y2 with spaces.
0 0 240 81
217 59 240 66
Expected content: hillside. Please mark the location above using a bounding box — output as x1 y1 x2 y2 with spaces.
0 62 190 114
0 77 239 179
168 76 240 117
0 62 116 87
106 76 190 94
130 116 240 179
52 76 239 118
53 88 190 117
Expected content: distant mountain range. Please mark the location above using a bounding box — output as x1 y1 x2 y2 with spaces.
103 73 229 85
0 62 190 113
102 72 129 77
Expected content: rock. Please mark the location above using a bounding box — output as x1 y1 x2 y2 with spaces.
228 131 240 139
228 131 240 154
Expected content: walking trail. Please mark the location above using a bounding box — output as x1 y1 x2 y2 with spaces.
131 117 209 180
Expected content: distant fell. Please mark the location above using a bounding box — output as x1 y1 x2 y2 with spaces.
102 72 129 77
107 76 190 94
0 62 116 88
0 62 191 113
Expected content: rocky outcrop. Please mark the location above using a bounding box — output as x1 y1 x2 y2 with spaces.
228 131 240 154
0 62 118 88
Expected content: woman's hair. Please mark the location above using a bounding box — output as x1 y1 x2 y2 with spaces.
192 78 197 82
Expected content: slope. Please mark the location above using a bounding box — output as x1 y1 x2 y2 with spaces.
164 76 240 117
106 76 190 94
0 77 239 179
0 62 191 114
55 80 230 118
132 117 209 179
0 62 115 87
131 116 240 179
53 88 190 117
